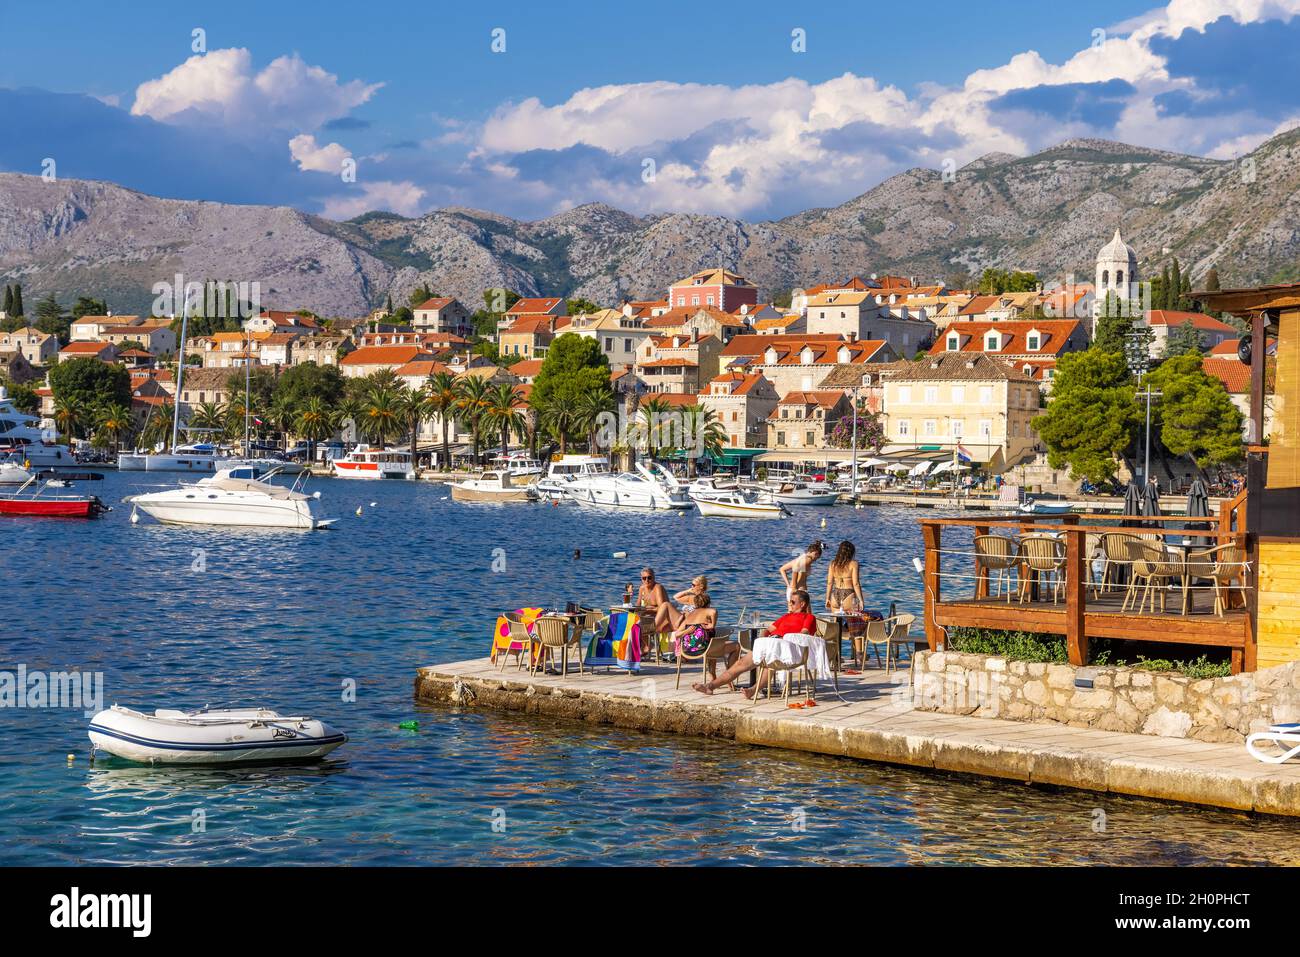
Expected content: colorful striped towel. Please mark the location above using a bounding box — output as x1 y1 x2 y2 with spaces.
490 607 545 661
584 611 641 672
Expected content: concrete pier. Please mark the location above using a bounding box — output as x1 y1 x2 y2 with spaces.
416 657 1300 817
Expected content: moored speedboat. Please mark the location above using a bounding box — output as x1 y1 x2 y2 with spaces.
450 469 535 503
1020 498 1073 515
533 453 612 501
126 465 335 529
88 705 346 765
694 489 788 519
768 481 840 507
564 463 691 510
0 476 107 517
0 388 74 468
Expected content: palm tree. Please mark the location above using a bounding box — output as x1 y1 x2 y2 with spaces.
483 383 526 459
95 403 135 454
189 400 224 432
539 393 580 455
677 404 726 477
268 395 298 452
359 387 403 446
425 371 459 470
295 397 334 462
52 397 88 443
395 386 429 460
334 396 364 445
454 375 493 464
140 403 174 450
637 396 672 460
222 394 249 444
576 384 615 453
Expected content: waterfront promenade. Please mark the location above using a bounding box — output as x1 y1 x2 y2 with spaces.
416 657 1300 817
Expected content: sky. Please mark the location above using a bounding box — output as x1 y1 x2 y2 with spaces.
0 0 1297 222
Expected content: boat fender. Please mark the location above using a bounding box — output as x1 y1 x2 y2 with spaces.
67 753 75 762
611 551 627 559
130 508 139 524
398 720 419 731
369 501 378 507
313 491 321 499
820 518 827 528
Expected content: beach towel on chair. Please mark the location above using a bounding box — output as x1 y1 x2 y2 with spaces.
490 607 544 662
584 611 641 672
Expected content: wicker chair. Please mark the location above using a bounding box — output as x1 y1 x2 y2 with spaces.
813 618 844 691
674 626 733 689
1186 542 1247 616
1127 539 1183 614
859 617 890 670
751 642 812 705
499 613 533 671
974 534 1018 602
531 615 583 677
1017 534 1067 604
886 613 918 675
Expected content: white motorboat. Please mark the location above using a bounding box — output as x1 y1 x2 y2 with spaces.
533 453 612 501
450 469 535 503
331 445 415 479
685 475 740 502
489 452 544 478
768 481 841 507
564 463 692 510
0 458 33 484
694 489 788 519
0 388 75 468
88 705 346 764
126 465 336 529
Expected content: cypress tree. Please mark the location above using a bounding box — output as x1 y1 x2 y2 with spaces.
1205 266 1221 292
1159 265 1170 309
12 283 23 317
1169 259 1182 311
2 285 11 317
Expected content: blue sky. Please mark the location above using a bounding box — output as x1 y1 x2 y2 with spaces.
0 0 1297 221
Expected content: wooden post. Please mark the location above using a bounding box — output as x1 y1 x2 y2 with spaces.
1249 309 1266 446
1065 527 1087 666
922 522 943 651
974 524 990 600
1238 529 1256 673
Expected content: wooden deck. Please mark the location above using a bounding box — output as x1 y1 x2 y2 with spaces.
415 655 1300 816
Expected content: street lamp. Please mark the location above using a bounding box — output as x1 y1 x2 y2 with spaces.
1125 328 1160 487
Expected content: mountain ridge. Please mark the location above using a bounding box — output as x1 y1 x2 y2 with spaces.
2 130 1298 318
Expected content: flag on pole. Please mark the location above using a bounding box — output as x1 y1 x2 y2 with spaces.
253 416 264 426
956 444 973 462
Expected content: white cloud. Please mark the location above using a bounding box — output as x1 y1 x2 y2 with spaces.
320 180 426 219
132 48 381 131
289 134 352 173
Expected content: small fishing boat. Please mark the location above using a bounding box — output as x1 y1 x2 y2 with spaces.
450 470 535 503
768 481 840 507
331 445 415 480
1020 499 1073 515
88 705 346 765
694 489 788 519
0 476 107 518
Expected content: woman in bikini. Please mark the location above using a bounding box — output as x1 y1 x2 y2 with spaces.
671 592 718 661
653 575 708 634
779 541 823 601
824 541 863 612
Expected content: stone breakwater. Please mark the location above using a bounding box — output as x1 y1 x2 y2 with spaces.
912 651 1300 743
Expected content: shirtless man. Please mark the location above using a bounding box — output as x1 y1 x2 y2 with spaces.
780 541 823 601
638 568 669 612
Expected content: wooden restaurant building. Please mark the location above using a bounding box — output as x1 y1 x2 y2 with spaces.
916 282 1300 674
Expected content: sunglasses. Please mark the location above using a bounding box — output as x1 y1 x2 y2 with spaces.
641 575 652 580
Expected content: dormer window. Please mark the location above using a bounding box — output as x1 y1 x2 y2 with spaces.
946 334 960 351
800 347 815 364
1026 329 1041 351
837 346 851 363
764 347 779 364
985 332 1002 351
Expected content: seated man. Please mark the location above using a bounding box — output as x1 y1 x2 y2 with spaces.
638 568 669 611
694 590 817 698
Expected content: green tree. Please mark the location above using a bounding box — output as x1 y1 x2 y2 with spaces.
189 401 225 432
48 356 130 411
1158 264 1171 310
483 383 526 458
3 286 12 318
425 371 460 469
33 293 68 340
408 284 434 307
977 268 1038 294
1031 349 1140 484
529 333 610 414
1205 266 1221 292
1092 292 1136 354
273 361 345 411
0 377 38 413
676 404 726 476
52 397 89 442
565 297 599 316
1161 321 1204 359
71 296 107 320
295 397 335 461
636 396 672 459
575 384 615 452
11 283 23 317
538 392 580 454
140 403 174 449
470 288 521 337
94 403 135 454
358 387 403 446
1169 258 1184 311
1146 353 1244 471
455 375 493 462
395 386 429 457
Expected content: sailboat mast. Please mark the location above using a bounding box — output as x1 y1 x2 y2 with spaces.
170 300 190 452
244 327 251 454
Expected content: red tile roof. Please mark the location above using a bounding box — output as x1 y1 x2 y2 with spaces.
657 392 699 407
339 345 430 366
509 359 545 378
394 359 451 377
778 390 845 409
644 305 744 329
60 341 115 354
931 320 1083 357
641 358 698 368
720 333 846 357
1147 309 1235 332
414 297 455 311
1202 357 1251 393
956 295 1002 316
1209 339 1239 356
506 297 563 316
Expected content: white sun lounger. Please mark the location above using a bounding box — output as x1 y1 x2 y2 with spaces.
1245 723 1300 764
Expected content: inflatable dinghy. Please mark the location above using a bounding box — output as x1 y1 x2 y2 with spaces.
88 705 346 764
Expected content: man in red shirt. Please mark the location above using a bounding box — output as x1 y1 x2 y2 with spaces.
694 590 816 696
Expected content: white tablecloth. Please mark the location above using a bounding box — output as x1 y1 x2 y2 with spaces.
752 632 833 686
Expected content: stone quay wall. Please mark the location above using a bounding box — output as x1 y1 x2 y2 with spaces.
912 651 1300 743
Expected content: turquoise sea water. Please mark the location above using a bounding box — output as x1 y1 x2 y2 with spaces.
3 471 1300 866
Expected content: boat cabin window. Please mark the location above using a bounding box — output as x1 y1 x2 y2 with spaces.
228 467 260 480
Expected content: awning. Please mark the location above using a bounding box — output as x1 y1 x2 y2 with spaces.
908 461 934 477
753 449 871 465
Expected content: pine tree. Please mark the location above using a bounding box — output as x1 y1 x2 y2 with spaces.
1169 259 1183 311
12 284 23 317
1205 266 1221 292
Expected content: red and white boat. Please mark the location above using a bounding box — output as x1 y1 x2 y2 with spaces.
0 477 106 518
330 445 415 480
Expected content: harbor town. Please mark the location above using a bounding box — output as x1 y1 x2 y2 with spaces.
6 5 1300 925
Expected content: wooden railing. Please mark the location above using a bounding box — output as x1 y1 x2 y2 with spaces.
918 514 1255 673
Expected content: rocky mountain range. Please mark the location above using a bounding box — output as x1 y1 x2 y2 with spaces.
2 130 1299 318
